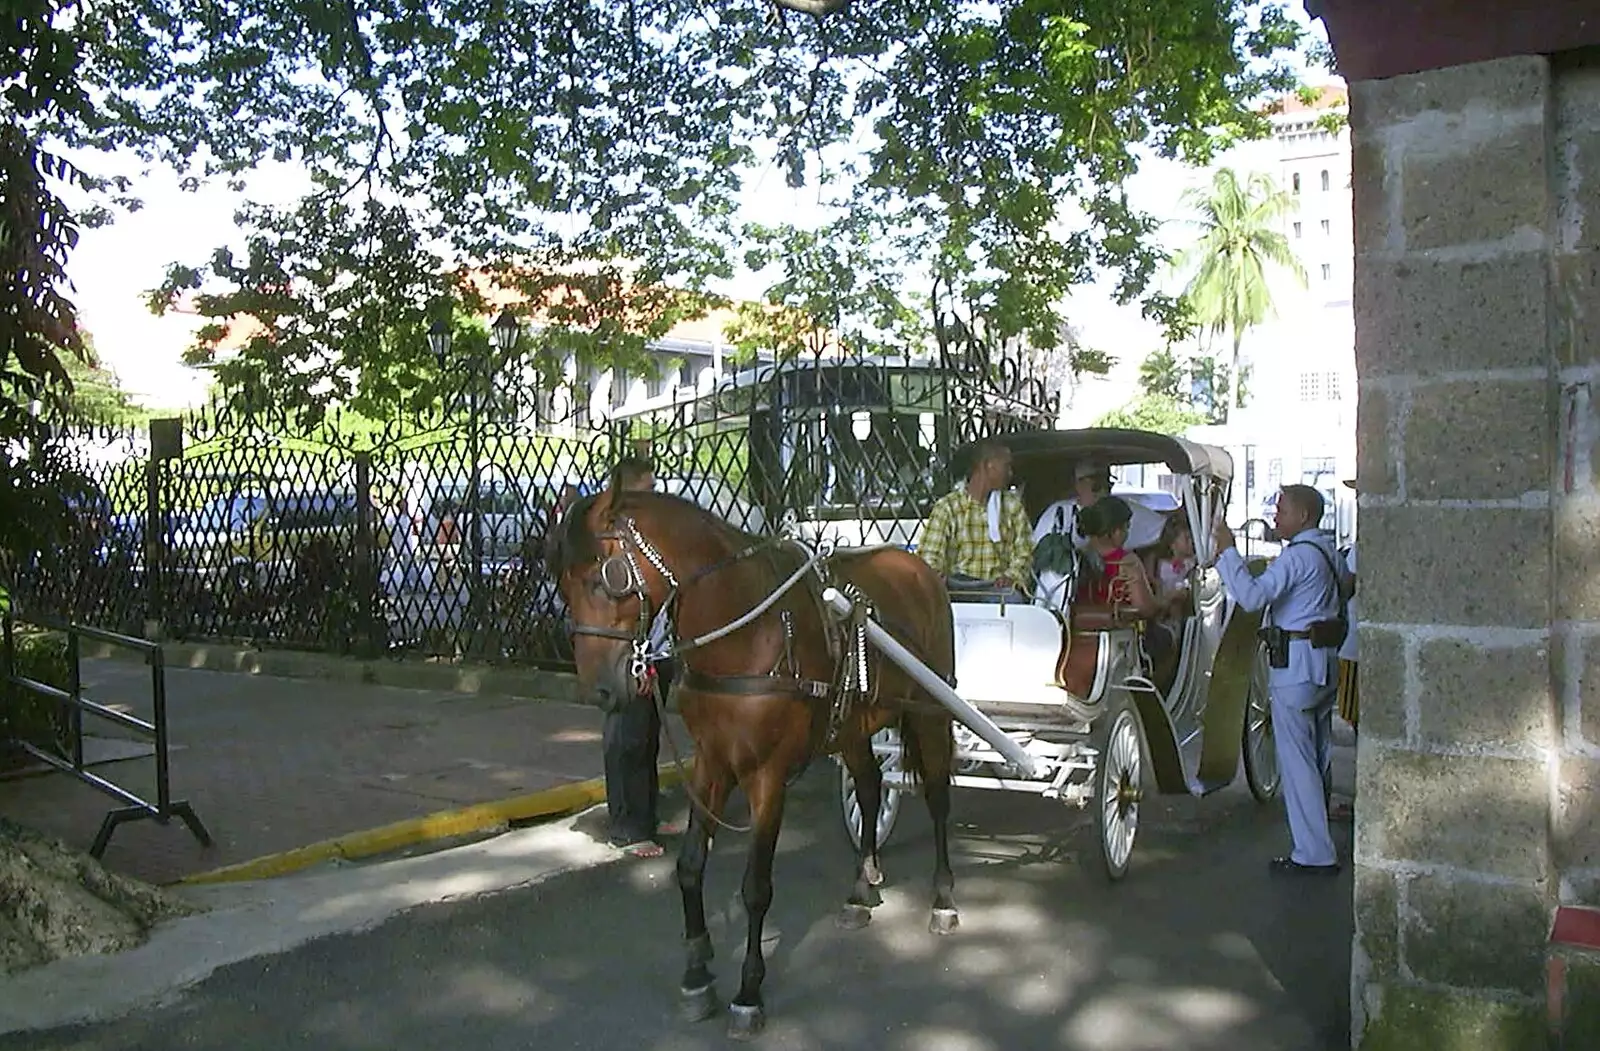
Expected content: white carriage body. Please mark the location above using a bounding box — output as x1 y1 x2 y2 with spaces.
837 427 1280 880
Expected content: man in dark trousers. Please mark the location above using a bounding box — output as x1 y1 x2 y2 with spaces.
602 455 680 858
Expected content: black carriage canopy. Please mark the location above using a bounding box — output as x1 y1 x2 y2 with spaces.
950 428 1234 518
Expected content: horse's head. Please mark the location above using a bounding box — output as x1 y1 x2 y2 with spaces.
547 488 680 711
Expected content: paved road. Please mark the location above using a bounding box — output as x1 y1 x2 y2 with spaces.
3 758 1353 1051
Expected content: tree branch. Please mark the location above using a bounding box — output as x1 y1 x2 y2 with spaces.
770 0 849 17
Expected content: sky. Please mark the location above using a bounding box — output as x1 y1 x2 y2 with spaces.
60 4 1332 412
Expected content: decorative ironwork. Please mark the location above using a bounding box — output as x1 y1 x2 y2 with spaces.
5 321 1056 671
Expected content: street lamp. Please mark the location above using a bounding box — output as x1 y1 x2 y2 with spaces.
428 318 452 367
491 308 520 354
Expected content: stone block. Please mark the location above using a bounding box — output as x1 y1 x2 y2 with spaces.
1355 252 1547 378
1557 757 1600 873
1400 120 1549 253
1354 864 1400 979
1554 57 1600 252
1359 506 1550 628
1555 502 1600 621
1358 748 1547 880
1355 386 1398 497
1351 132 1393 257
1404 873 1550 993
1553 250 1600 367
1403 380 1550 500
1356 626 1406 741
1351 55 1549 129
1415 638 1552 751
1357 981 1544 1051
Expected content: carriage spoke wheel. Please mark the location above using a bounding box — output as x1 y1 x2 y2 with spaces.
1243 642 1282 803
840 728 902 853
1094 702 1143 881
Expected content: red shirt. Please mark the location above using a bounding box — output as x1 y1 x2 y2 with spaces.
1085 547 1132 605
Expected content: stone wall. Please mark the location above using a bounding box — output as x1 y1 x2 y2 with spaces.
1351 50 1600 1046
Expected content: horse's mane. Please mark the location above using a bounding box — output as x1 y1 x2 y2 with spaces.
544 489 758 579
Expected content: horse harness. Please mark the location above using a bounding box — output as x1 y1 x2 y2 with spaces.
566 518 877 731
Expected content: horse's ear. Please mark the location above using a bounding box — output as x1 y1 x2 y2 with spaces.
592 486 617 525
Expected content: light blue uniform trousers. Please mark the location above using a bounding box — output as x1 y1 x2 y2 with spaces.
1271 670 1338 867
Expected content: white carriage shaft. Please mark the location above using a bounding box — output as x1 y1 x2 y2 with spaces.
818 585 1043 780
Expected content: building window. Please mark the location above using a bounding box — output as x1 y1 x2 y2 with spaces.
1292 172 1301 194
1268 459 1283 486
1302 456 1337 480
1320 219 1331 235
1293 221 1302 238
1320 169 1330 191
1320 263 1332 280
1299 371 1342 402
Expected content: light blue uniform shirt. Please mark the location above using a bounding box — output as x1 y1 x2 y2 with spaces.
1216 528 1350 689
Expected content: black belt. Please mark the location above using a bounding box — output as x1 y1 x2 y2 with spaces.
1284 630 1317 640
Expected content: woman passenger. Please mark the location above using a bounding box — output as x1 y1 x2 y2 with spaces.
1078 497 1161 619
1150 513 1197 619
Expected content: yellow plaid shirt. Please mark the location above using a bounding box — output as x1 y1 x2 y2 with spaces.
917 487 1033 584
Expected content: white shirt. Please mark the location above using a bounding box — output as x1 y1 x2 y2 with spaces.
1339 544 1359 662
1032 496 1168 552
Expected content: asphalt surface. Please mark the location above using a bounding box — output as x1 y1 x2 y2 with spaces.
2 758 1353 1051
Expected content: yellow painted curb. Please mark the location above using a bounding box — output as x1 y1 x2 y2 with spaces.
175 759 692 887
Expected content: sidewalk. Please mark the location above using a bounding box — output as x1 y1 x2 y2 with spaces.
0 658 676 886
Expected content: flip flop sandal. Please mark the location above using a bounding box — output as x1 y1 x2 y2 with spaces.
619 840 665 859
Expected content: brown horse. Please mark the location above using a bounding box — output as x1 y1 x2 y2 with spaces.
548 487 959 1038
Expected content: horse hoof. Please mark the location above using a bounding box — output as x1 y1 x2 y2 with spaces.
679 983 719 1023
727 1003 766 1040
929 908 961 936
836 903 873 930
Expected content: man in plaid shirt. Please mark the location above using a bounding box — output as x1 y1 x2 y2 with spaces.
917 438 1033 601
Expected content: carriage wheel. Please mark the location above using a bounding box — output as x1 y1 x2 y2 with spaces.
1093 698 1144 881
840 728 903 853
1242 641 1281 802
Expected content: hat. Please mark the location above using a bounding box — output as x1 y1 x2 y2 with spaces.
1075 460 1110 482
1342 478 1357 490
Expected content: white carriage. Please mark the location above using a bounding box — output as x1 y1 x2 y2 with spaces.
834 428 1278 880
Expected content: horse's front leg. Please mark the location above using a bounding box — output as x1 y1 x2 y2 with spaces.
837 729 884 931
908 711 960 935
676 755 729 1023
728 766 788 1040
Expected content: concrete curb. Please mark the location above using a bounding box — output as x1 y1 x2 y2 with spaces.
176 758 691 886
81 639 582 704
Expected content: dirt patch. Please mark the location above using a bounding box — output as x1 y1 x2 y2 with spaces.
0 818 199 975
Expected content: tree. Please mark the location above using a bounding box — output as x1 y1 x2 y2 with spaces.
10 0 1316 417
1094 393 1205 436
1172 166 1305 420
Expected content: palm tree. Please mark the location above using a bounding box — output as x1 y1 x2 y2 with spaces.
1173 167 1306 421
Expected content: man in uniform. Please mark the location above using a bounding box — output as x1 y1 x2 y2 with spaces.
917 437 1032 602
1214 483 1352 875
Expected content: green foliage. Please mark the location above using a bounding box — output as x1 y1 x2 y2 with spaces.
0 628 70 758
12 0 1316 417
1171 166 1304 419
1093 393 1206 436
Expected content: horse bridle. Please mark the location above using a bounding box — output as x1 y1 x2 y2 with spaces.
567 517 683 685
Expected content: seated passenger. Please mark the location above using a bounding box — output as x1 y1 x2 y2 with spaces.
1077 497 1161 618
1079 497 1178 679
1149 513 1198 620
1033 460 1167 555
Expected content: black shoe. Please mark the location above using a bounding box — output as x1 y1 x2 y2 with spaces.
1269 856 1340 876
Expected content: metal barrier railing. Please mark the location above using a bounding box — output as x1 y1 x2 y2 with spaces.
1 614 211 858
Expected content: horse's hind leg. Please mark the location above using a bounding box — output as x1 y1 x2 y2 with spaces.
906 710 959 935
728 764 788 1040
676 756 729 1023
837 729 884 932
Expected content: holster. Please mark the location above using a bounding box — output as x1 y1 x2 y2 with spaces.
1258 626 1290 669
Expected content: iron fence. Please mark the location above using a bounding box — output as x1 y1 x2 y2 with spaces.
7 323 1057 670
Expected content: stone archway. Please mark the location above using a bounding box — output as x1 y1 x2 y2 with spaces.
1312 2 1600 1046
